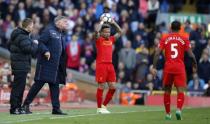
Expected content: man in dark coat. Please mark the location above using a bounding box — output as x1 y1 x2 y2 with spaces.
22 16 68 115
9 18 38 114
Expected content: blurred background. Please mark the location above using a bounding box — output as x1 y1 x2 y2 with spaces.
0 0 210 108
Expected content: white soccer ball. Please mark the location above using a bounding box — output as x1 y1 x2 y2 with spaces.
100 13 112 23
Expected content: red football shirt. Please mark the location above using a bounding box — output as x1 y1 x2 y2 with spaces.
158 33 191 73
96 36 115 64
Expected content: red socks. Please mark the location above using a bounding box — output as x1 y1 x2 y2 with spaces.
164 93 171 114
96 88 116 108
96 88 103 108
177 92 184 110
103 89 116 106
164 92 185 114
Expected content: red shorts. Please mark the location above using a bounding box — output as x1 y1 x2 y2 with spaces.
96 63 116 83
163 72 186 87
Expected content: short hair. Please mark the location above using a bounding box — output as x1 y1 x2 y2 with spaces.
54 16 67 23
101 23 111 31
103 6 110 13
171 20 181 31
22 18 33 28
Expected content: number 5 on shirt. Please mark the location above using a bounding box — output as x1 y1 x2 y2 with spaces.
171 43 178 59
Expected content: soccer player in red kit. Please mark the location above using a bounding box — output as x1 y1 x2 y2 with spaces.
94 19 122 114
151 21 197 120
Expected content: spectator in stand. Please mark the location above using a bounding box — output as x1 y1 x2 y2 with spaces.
204 80 210 96
66 35 81 70
205 39 210 59
13 2 27 23
132 34 147 49
0 19 6 47
135 45 149 83
120 81 141 105
184 20 192 33
134 22 148 42
188 73 205 92
79 58 89 74
170 0 183 12
198 50 210 83
82 33 96 66
139 73 158 93
89 60 96 76
147 0 159 27
110 3 119 22
117 62 126 84
160 0 169 13
138 0 148 19
119 41 136 82
3 15 15 46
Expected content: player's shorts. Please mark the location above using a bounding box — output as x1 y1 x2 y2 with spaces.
163 72 186 87
96 63 116 83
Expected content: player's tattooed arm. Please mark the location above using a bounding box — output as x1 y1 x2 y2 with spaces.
187 49 197 72
151 47 161 76
94 21 104 39
111 20 122 39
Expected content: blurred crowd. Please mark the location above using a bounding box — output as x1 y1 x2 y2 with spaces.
0 0 210 96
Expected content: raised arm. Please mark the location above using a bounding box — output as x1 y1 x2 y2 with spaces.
94 21 104 40
111 20 122 39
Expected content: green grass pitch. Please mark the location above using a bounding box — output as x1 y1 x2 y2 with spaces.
0 106 209 124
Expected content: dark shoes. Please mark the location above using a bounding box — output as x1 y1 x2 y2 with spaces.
10 108 25 115
52 109 67 115
11 106 67 115
22 104 32 114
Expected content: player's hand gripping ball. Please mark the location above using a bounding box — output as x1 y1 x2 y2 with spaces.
100 13 112 23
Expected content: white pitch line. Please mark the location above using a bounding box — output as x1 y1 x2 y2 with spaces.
1 109 164 124
2 118 44 124
50 109 163 119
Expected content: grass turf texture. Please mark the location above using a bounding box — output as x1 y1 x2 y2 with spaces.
0 106 209 124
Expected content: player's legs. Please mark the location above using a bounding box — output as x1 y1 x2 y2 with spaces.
96 83 111 114
97 83 106 108
163 72 173 120
164 85 172 120
175 87 185 120
103 64 116 107
103 82 116 107
174 73 186 120
96 63 107 108
96 63 110 114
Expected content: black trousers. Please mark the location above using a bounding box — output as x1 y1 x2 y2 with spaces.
23 80 60 110
10 72 28 110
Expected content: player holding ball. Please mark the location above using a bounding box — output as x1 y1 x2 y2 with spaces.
94 13 122 114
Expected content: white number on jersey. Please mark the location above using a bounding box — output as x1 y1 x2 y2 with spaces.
171 43 178 59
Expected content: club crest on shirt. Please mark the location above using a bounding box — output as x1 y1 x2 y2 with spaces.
103 40 112 46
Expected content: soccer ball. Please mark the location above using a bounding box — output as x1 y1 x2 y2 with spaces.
100 13 112 23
